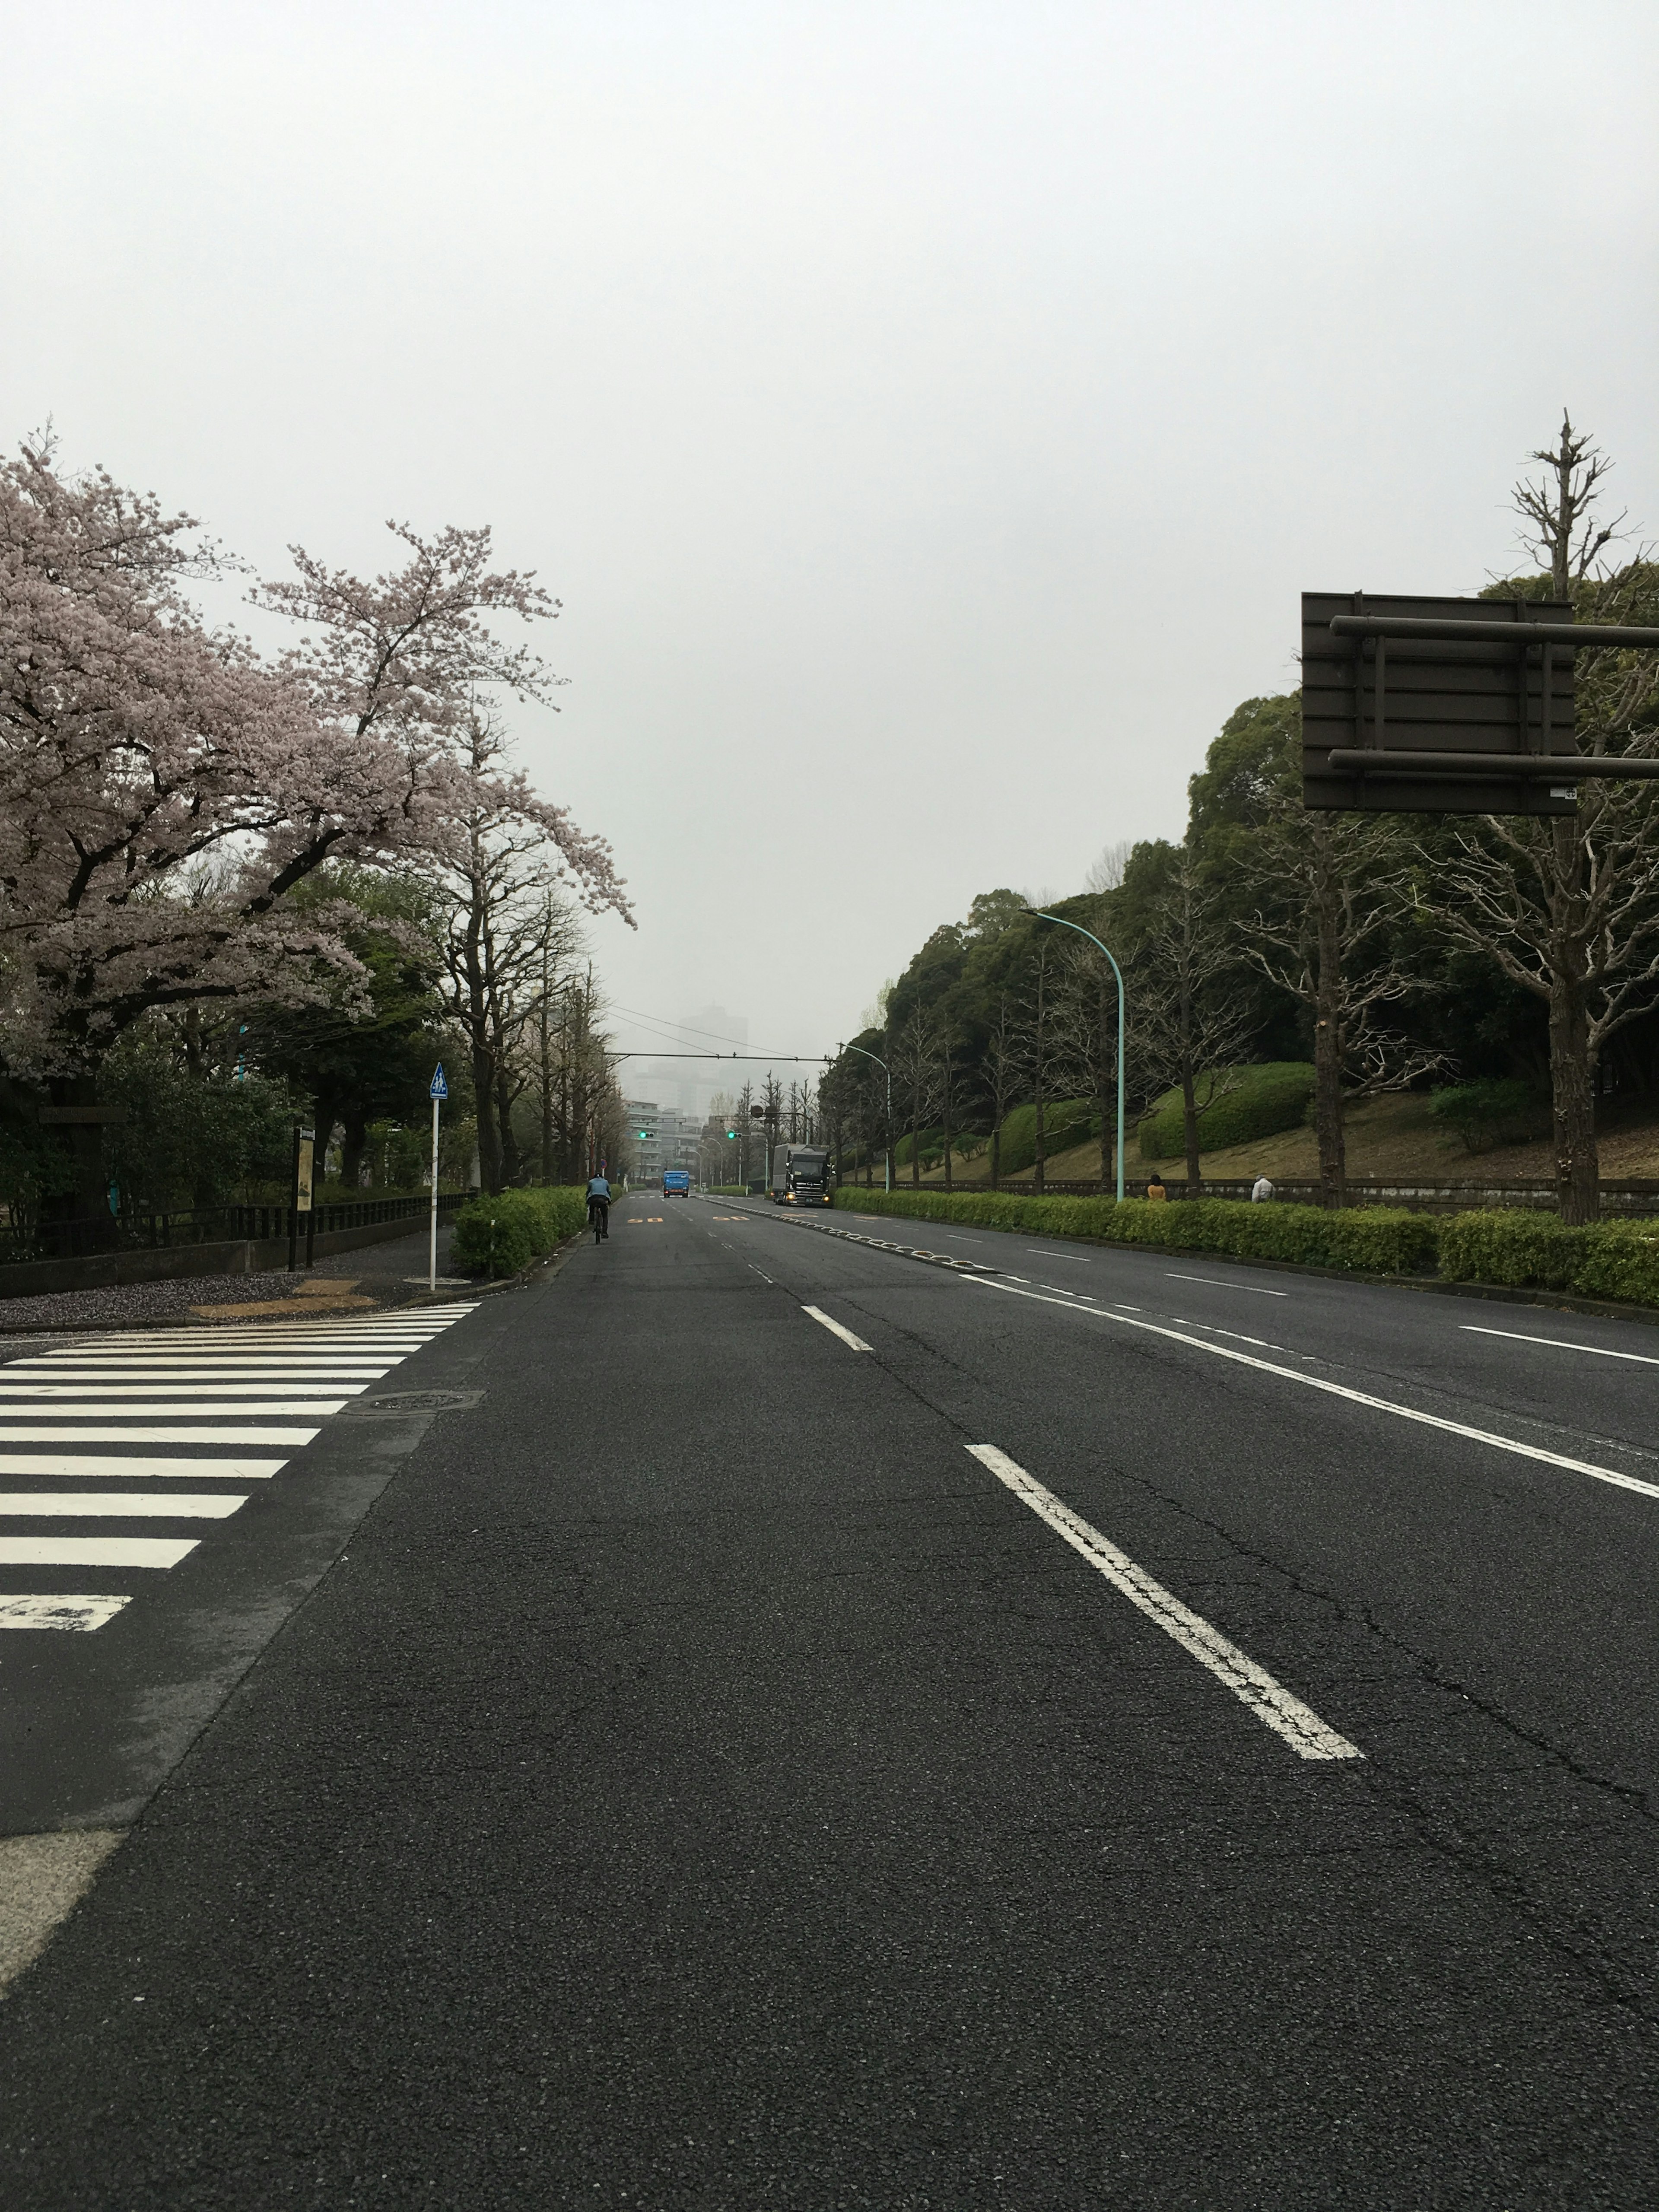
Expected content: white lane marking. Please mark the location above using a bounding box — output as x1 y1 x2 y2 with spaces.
802 1306 873 1353
0 1384 370 1400
966 1444 1362 1762
0 1427 318 1445
0 1535 199 1568
963 1277 1659 1503
0 1493 248 1518
0 1406 342 1421
0 1594 131 1631
1166 1274 1288 1297
1171 1319 1286 1353
0 1455 286 1481
749 1265 775 1284
12 1354 400 1371
1462 1325 1659 1367
1029 1249 1090 1261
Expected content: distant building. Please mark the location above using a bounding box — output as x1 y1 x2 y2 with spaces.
622 1100 703 1184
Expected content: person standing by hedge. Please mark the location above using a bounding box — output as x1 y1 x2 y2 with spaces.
586 1171 612 1240
1251 1173 1275 1203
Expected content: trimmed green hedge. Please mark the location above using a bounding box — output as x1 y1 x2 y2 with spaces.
833 1186 1436 1274
833 1187 1659 1308
994 1099 1098 1176
451 1185 590 1278
1438 1210 1659 1305
1137 1062 1315 1163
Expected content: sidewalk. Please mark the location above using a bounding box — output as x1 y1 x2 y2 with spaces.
0 1224 471 1335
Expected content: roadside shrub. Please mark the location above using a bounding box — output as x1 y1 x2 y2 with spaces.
995 1099 1098 1176
451 1185 588 1277
1573 1223 1659 1305
833 1186 1659 1308
1427 1079 1547 1154
833 1186 1437 1275
1436 1209 1583 1291
1137 1063 1315 1163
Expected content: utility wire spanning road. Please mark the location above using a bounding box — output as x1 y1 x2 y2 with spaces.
4 1194 1659 2203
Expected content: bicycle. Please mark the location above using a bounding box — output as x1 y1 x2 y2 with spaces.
588 1200 609 1245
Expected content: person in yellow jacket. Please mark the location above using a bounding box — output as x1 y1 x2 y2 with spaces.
1146 1172 1168 1202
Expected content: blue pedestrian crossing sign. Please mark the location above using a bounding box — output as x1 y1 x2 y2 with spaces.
429 1064 448 1101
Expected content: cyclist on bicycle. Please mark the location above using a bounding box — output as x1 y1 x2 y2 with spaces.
586 1173 612 1241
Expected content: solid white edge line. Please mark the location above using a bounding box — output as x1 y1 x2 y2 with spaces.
961 1275 1659 1502
1461 1324 1659 1367
966 1445 1362 1761
801 1306 873 1353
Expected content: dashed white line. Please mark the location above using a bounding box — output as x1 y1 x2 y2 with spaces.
963 1276 1659 1503
1029 1249 1090 1261
1166 1274 1287 1297
802 1306 873 1353
966 1445 1361 1762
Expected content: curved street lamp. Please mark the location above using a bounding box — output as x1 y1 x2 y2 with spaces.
1023 910 1125 1204
839 1042 893 1193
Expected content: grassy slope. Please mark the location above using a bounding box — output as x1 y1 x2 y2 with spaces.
893 1093 1659 1188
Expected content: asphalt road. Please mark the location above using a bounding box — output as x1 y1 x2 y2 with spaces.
3 1192 1659 2205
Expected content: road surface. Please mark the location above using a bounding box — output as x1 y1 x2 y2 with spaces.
2 1192 1658 2205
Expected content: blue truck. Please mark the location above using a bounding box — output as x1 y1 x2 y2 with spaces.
661 1168 691 1198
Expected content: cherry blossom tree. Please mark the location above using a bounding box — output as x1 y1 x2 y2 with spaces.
0 440 420 1096
251 521 630 923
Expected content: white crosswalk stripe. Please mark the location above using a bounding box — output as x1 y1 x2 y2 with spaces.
0 1303 477 1630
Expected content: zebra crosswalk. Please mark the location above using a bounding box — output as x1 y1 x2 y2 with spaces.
0 1303 478 1632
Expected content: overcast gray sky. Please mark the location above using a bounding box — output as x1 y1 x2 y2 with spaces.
6 2 1656 1085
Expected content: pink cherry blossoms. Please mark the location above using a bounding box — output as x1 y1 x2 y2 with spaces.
0 442 629 1080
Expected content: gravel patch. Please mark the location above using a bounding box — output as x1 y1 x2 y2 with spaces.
0 1225 474 1335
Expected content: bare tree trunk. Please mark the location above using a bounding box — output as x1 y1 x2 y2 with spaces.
471 1043 502 1193
941 1048 954 1192
1548 815 1600 1223
496 1072 521 1185
989 1118 1001 1190
340 1114 369 1192
1312 825 1347 1208
1181 1057 1201 1198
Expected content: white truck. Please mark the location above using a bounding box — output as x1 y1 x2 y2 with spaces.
771 1144 832 1206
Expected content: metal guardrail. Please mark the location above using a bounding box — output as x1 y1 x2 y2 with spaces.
0 1190 470 1265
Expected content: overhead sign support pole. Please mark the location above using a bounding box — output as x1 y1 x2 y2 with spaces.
428 1064 448 1292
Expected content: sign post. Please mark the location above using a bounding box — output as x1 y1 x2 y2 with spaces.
288 1124 315 1273
428 1065 448 1292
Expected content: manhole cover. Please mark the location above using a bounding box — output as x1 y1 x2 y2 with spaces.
348 1389 483 1415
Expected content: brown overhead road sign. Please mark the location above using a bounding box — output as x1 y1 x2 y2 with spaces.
1302 592 1659 816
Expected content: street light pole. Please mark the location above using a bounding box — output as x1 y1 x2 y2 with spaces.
1023 911 1126 1204
841 1043 893 1192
